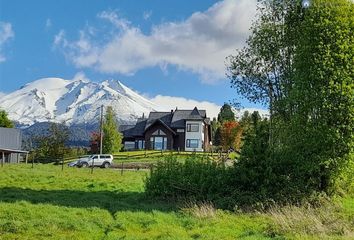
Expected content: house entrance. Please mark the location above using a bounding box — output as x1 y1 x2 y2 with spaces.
151 136 167 150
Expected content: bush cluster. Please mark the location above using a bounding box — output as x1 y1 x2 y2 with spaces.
145 155 232 207
145 116 353 210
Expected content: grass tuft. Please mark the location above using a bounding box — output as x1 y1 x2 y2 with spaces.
181 201 217 219
263 201 354 239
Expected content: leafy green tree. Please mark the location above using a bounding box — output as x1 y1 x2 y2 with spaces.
0 110 14 128
35 123 69 162
103 106 123 154
228 0 354 199
217 103 235 123
286 0 354 193
227 0 301 119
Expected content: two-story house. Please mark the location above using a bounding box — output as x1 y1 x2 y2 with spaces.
121 107 211 152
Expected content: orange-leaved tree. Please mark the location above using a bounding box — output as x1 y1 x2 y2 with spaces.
220 121 242 151
89 131 101 154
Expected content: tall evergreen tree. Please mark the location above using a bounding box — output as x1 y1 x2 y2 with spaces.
217 103 235 123
103 106 123 154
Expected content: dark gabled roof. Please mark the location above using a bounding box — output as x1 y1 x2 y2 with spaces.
170 108 206 128
119 125 135 132
132 119 147 136
119 125 135 138
145 119 176 135
191 107 201 116
145 112 172 130
121 107 209 138
120 118 147 138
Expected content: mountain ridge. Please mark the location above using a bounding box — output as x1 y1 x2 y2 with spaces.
0 77 158 126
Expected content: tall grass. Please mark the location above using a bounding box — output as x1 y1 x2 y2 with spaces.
262 200 354 239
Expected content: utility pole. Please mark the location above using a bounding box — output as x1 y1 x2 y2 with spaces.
99 105 104 155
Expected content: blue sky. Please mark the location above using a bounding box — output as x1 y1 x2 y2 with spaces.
0 0 265 115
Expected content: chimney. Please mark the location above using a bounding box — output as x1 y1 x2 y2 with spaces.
142 113 145 119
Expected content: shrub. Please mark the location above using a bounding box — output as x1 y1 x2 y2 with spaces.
145 155 234 208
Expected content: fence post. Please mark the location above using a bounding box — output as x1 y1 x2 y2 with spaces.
61 149 65 171
121 162 124 175
91 158 94 174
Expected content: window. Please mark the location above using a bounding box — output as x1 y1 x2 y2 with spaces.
137 140 145 150
163 138 167 150
154 137 163 150
151 136 167 150
186 139 199 148
187 123 199 132
124 141 135 150
152 129 166 136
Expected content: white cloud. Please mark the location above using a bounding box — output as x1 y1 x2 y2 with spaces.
0 22 14 63
54 29 99 67
72 71 90 82
151 95 222 119
54 0 257 83
0 92 6 99
45 18 52 29
143 11 152 20
150 95 268 120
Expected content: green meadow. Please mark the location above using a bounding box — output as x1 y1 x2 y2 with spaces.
0 164 353 240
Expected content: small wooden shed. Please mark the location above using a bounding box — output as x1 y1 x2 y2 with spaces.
0 127 28 164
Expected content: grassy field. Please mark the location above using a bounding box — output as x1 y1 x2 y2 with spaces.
112 150 225 164
59 151 226 166
0 164 353 240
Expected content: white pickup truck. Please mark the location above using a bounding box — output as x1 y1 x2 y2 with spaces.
76 154 113 168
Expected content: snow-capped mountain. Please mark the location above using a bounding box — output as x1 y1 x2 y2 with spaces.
0 77 158 126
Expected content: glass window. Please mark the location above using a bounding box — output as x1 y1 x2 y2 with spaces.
187 124 199 132
137 140 145 149
124 141 135 150
152 137 167 150
154 137 163 150
186 139 199 148
163 138 167 150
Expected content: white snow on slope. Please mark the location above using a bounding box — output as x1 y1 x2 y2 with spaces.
0 77 158 126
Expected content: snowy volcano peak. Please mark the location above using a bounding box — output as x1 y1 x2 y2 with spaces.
101 79 128 95
0 77 157 126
